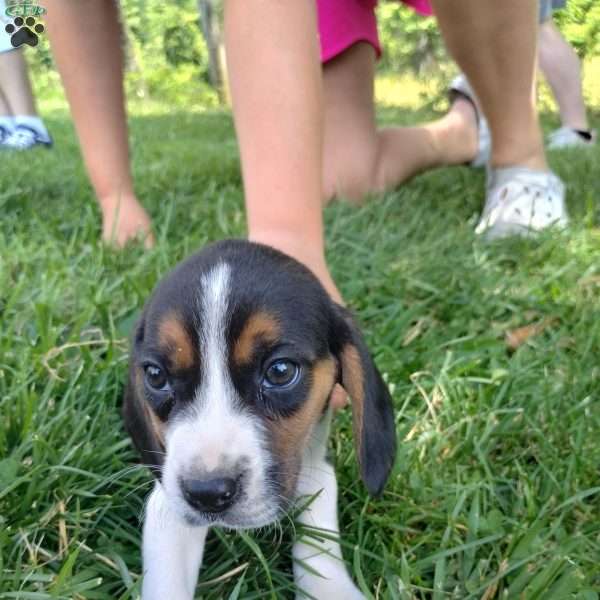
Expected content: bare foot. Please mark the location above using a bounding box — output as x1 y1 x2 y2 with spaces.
432 96 479 165
449 97 479 162
100 195 155 249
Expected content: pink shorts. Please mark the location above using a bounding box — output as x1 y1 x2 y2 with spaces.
317 0 433 63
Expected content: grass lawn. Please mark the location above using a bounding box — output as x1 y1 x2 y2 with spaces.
1 101 599 599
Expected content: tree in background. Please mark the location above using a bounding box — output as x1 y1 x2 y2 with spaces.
376 0 599 76
554 0 600 58
197 0 226 104
26 0 600 108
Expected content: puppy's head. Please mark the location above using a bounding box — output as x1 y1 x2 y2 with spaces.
123 240 396 529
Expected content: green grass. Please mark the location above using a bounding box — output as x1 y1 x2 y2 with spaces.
1 102 599 599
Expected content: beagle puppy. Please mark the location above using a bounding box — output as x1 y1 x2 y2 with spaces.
123 239 396 599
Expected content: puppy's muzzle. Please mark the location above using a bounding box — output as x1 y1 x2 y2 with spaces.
180 475 239 514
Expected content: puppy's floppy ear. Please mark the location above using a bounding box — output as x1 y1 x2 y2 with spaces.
122 317 165 479
329 304 396 496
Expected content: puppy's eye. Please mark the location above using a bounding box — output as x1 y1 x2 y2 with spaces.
263 359 299 388
144 364 169 390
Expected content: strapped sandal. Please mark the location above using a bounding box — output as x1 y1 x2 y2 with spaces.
448 74 491 168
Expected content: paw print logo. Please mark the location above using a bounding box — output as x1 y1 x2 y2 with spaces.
5 16 45 48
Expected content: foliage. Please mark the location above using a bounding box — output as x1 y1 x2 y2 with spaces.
376 0 600 77
26 0 219 108
0 106 599 597
554 0 600 58
25 0 600 108
120 0 218 106
376 3 445 75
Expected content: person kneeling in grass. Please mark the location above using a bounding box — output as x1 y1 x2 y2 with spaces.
318 0 483 204
314 0 568 240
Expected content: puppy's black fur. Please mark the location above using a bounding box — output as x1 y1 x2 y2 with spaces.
123 239 396 496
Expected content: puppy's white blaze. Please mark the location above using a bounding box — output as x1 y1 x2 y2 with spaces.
193 262 250 470
199 261 230 383
163 262 271 523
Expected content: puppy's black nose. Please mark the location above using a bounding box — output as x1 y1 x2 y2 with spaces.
181 477 238 513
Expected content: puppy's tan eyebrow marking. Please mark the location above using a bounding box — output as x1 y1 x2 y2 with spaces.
233 310 281 365
269 357 337 494
158 312 194 370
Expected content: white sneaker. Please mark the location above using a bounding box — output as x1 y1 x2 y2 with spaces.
475 167 568 239
449 74 491 168
548 126 596 150
0 124 13 145
2 124 53 150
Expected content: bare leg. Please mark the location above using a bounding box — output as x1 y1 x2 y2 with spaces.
432 0 546 171
224 0 341 301
322 43 478 203
0 84 14 137
45 0 153 247
0 49 37 115
538 20 589 131
0 87 11 116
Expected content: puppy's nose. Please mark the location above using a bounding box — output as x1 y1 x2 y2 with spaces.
181 477 238 513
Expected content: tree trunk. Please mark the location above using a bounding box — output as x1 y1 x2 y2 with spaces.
197 0 227 104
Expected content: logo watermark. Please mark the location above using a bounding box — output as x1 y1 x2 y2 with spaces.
3 1 46 48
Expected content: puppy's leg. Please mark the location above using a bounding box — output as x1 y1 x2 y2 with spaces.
292 410 365 600
142 483 208 600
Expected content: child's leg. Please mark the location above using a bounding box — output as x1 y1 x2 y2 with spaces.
432 0 546 171
45 0 153 247
322 43 378 202
0 49 51 145
0 87 12 119
0 49 36 116
224 0 340 301
538 20 589 132
322 42 478 203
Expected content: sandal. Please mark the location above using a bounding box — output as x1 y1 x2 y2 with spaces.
475 166 568 239
449 74 491 168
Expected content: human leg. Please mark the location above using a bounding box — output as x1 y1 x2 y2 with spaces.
321 43 378 203
432 0 545 171
0 48 36 115
224 0 339 299
0 86 10 115
538 20 591 133
0 48 53 148
322 43 478 203
431 0 569 238
45 0 153 247
0 85 14 140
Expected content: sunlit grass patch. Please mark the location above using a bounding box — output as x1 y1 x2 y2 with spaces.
0 101 599 598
